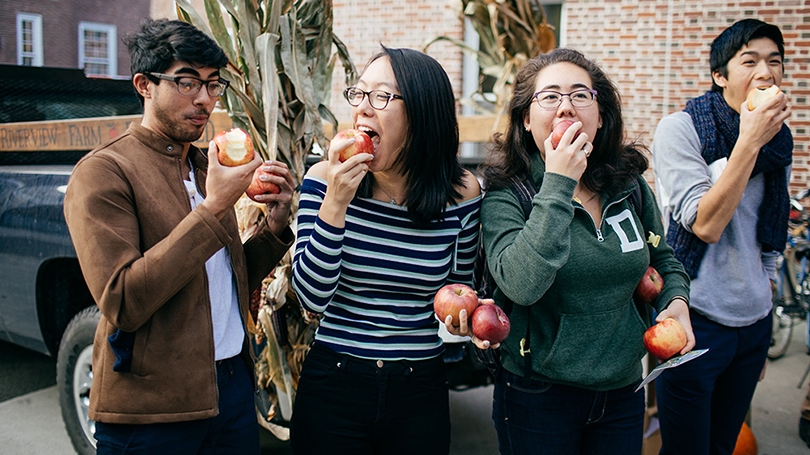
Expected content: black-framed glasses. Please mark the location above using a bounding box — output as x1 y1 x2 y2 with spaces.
344 87 403 110
533 89 597 110
147 72 230 97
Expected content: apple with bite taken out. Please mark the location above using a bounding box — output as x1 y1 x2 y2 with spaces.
634 266 664 306
215 128 255 166
245 167 280 202
434 283 479 328
550 120 582 149
643 317 688 361
746 85 782 111
471 303 511 344
334 129 374 162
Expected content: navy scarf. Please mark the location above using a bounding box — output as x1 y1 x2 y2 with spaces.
666 91 793 278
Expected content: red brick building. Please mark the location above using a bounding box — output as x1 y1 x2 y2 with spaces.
0 0 151 78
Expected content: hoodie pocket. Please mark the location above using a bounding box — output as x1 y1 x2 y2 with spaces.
540 303 647 386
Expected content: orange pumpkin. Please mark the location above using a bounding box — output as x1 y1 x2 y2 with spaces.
733 422 758 455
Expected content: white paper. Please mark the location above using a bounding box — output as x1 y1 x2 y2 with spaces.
635 349 709 392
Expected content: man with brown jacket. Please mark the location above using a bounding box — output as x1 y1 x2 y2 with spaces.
63 18 295 454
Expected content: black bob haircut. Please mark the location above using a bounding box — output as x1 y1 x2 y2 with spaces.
356 46 465 225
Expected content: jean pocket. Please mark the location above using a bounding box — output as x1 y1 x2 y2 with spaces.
504 370 553 394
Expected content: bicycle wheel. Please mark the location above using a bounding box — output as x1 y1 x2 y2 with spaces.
769 305 793 359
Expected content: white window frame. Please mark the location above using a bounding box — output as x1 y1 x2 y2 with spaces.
16 13 43 66
78 22 117 77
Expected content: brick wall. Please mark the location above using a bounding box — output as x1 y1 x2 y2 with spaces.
328 0 465 123
562 0 810 193
0 0 151 78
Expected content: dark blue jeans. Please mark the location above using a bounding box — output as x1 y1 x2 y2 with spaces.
94 355 259 455
290 343 450 455
655 309 770 455
492 369 645 455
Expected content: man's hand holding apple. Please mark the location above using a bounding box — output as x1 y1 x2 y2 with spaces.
204 144 262 220
251 160 295 237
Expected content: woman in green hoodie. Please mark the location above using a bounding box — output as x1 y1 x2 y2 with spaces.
480 48 694 455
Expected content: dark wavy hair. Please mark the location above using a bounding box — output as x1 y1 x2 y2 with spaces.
123 19 229 106
482 48 648 195
356 46 464 225
709 19 785 93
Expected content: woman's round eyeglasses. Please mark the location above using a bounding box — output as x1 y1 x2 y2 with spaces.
533 89 597 110
344 87 403 110
147 72 230 97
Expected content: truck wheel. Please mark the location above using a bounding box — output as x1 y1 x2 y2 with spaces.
56 306 100 455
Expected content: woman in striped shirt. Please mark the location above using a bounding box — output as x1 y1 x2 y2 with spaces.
289 47 482 455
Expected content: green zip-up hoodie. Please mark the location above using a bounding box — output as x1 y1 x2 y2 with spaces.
481 153 690 391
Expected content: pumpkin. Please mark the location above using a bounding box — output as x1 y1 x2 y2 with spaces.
733 422 758 455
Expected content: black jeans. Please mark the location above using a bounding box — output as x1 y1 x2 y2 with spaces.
290 343 451 455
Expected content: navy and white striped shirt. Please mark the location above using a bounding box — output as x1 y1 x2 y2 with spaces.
292 176 481 361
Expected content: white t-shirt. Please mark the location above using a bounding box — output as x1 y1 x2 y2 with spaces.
184 170 244 360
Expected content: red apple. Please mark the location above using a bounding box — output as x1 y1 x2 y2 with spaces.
634 266 664 306
550 120 581 149
471 304 511 344
643 317 687 360
434 283 479 328
215 128 255 166
245 167 280 202
334 129 374 162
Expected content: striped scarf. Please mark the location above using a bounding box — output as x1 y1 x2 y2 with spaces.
666 90 793 278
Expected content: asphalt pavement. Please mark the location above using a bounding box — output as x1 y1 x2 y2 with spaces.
2 321 810 454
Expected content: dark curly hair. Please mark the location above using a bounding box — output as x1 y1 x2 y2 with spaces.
482 48 648 195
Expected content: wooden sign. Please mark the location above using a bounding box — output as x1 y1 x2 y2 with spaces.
0 111 502 152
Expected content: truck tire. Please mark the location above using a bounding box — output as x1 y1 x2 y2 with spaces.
56 306 99 455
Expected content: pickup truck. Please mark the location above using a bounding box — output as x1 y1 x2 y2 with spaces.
0 83 496 453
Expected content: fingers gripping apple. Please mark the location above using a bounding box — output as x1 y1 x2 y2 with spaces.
334 129 374 162
245 167 280 202
434 283 479 327
471 304 511 344
215 128 255 166
550 120 581 149
643 317 687 360
746 85 781 110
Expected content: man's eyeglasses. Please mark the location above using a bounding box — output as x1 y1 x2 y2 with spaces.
147 72 230 97
533 89 597 110
344 87 403 110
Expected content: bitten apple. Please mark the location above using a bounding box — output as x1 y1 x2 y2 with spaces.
434 283 479 328
334 129 374 162
634 266 664 306
643 317 687 360
471 304 511 344
245 167 280 202
550 120 581 149
746 85 781 110
215 128 255 166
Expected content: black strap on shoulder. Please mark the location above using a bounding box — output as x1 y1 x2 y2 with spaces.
505 175 539 377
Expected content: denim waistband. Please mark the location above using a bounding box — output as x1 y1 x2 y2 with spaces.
309 342 443 375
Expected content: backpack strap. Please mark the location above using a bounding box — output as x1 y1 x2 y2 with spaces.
505 175 539 377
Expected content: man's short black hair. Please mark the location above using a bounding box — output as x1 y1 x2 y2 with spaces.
123 19 229 105
710 19 784 92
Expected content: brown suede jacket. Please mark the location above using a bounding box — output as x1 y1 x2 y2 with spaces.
63 123 294 424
